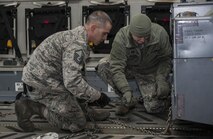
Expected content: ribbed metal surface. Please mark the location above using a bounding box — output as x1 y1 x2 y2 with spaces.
0 102 213 139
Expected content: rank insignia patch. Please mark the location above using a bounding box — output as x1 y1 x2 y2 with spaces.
74 50 83 64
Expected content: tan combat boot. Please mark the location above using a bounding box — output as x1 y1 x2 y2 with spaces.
86 108 110 121
115 99 137 116
115 105 130 116
15 98 45 132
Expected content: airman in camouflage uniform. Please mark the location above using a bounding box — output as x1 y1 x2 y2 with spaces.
97 14 172 115
15 11 112 132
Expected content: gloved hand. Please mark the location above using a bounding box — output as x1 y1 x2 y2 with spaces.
90 92 110 108
156 76 170 98
76 98 87 104
121 91 132 104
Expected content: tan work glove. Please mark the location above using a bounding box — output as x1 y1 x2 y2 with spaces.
121 91 133 105
156 76 170 98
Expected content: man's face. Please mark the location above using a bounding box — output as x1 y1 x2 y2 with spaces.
132 34 150 45
92 22 112 45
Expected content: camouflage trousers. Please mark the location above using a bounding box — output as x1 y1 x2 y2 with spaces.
27 88 86 132
97 57 171 113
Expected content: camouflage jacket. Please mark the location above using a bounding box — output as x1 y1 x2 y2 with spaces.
22 26 101 102
110 23 172 94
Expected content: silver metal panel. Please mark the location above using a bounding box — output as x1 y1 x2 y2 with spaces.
174 16 213 58
86 71 141 98
173 58 213 125
172 2 213 18
0 71 22 101
0 70 141 101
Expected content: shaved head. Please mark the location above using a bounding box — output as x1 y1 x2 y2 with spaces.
86 11 112 27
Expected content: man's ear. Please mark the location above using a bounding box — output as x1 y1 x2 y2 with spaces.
90 24 97 32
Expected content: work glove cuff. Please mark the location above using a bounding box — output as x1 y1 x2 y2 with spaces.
121 91 133 105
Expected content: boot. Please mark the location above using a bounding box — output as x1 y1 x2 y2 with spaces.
86 108 110 121
115 105 130 116
115 99 137 116
15 98 45 132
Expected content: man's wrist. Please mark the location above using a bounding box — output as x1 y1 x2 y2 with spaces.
90 91 101 103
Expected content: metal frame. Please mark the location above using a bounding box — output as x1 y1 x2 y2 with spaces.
25 4 71 57
0 5 17 58
172 2 213 125
82 4 130 55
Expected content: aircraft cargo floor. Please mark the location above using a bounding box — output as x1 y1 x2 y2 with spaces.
0 101 213 139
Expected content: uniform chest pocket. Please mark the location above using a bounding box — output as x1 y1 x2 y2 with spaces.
146 45 160 56
126 48 141 65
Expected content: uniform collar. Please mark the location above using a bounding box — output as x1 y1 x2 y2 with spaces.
79 26 91 49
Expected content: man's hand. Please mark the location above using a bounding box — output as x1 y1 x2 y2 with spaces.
90 92 110 107
121 91 132 104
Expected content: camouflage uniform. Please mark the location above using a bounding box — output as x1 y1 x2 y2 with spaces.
97 24 172 113
22 26 101 131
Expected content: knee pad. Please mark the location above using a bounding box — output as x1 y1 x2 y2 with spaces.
143 98 165 113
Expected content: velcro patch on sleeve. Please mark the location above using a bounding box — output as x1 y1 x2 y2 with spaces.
74 49 83 64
